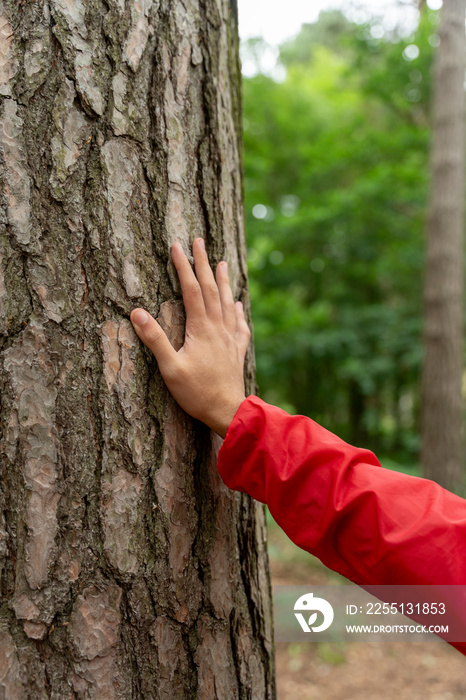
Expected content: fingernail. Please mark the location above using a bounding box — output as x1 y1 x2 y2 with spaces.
197 238 205 250
132 309 149 327
220 261 228 272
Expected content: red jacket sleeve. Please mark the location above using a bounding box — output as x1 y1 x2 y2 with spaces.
217 395 466 587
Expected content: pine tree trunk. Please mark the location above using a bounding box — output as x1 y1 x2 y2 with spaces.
421 0 466 493
0 0 275 697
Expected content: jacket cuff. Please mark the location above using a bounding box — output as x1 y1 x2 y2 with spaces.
217 394 274 503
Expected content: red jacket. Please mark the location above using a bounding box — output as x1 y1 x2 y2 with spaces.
217 395 466 654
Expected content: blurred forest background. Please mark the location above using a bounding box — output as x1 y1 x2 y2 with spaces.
241 8 466 697
241 7 441 474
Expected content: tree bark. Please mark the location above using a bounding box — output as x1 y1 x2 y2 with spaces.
0 0 275 697
421 0 466 493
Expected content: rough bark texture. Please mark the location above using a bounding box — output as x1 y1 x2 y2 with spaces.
0 0 276 697
421 0 466 493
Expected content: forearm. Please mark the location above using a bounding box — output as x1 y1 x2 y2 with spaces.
217 396 466 586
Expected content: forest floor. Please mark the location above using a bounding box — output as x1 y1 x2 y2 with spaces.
267 510 466 700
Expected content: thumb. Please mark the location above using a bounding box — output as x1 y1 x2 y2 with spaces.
130 308 178 371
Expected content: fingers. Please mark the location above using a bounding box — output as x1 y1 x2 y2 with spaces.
171 241 248 352
192 238 222 321
235 301 251 358
130 308 179 375
216 261 236 334
171 242 206 320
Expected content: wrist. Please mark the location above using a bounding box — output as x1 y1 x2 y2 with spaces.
209 395 246 438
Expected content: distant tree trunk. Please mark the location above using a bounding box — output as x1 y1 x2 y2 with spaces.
421 0 466 492
0 1 275 698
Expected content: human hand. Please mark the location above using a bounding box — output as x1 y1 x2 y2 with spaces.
130 238 251 438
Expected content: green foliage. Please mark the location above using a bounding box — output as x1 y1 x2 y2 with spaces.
317 642 347 666
243 9 439 458
279 10 359 65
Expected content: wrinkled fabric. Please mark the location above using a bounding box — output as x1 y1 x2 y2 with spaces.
217 395 466 655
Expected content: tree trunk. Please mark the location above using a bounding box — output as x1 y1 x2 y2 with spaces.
421 0 466 493
0 0 275 697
